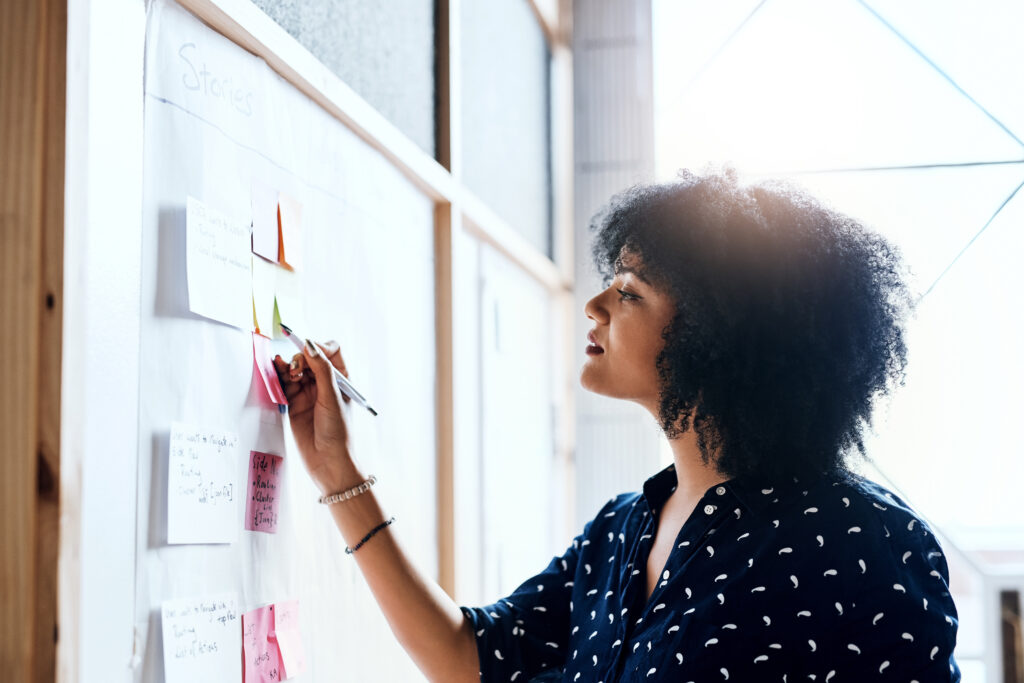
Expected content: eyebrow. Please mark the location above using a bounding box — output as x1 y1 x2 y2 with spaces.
613 261 652 286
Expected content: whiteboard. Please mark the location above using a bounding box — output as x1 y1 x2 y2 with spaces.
134 2 437 680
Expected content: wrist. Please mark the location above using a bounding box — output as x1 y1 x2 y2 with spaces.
310 458 367 496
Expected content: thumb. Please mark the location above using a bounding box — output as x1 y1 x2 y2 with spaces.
303 338 344 413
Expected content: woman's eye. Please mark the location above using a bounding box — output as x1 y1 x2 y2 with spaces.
617 289 638 302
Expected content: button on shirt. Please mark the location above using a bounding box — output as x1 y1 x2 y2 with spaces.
460 464 960 682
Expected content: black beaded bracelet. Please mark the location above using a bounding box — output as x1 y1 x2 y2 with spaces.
345 516 396 554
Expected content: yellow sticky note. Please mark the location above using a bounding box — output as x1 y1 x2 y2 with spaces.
251 255 277 337
273 267 304 340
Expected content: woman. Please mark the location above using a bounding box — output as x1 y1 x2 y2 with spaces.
275 169 959 682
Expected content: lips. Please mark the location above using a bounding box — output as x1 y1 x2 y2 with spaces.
587 330 604 353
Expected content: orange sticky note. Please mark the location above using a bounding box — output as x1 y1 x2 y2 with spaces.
277 193 302 271
253 333 287 406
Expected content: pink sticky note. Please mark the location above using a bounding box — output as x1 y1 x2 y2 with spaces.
274 600 307 679
253 333 287 406
251 181 280 262
246 451 282 533
277 193 303 271
242 605 283 683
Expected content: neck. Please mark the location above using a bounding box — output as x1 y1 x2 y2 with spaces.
666 426 727 500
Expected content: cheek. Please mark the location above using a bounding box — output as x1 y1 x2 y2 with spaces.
620 321 666 361
614 327 666 384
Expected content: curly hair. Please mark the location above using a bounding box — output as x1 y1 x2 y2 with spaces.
589 168 913 480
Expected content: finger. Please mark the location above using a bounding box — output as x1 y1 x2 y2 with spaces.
284 352 306 381
319 340 349 378
282 371 307 401
273 354 289 381
303 339 344 413
274 354 301 389
317 342 351 403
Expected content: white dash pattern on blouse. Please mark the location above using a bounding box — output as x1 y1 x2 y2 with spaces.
460 466 960 682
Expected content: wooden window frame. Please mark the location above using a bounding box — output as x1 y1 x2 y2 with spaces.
1 1 66 681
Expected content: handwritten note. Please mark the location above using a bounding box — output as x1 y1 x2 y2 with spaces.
168 422 239 544
243 604 282 683
251 181 280 262
253 333 288 406
274 600 307 679
186 196 253 330
277 192 303 271
161 593 241 683
246 451 282 533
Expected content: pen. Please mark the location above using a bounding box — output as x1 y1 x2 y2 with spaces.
279 323 379 417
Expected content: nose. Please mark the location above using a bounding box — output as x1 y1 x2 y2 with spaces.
584 289 609 324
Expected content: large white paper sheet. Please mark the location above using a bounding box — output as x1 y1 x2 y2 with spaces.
137 2 440 679
167 421 240 544
187 195 253 330
161 593 242 683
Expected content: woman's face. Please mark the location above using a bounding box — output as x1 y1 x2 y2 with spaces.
581 250 678 411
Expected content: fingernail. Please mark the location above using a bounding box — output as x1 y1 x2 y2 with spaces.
289 359 300 372
305 339 321 358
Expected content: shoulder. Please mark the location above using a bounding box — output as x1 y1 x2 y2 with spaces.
814 474 951 589
574 491 644 546
836 474 941 547
585 490 643 528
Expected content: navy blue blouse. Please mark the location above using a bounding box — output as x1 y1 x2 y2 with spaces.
460 464 960 682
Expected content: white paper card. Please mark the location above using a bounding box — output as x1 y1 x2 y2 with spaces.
186 195 253 330
161 593 242 683
168 422 239 544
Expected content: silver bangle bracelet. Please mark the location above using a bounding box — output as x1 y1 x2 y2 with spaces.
318 474 377 505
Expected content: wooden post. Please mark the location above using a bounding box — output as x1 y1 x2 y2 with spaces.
0 0 66 681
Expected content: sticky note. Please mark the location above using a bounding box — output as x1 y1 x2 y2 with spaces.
253 333 287 406
162 593 242 683
246 451 282 533
251 181 279 262
186 196 253 330
243 604 283 683
168 422 239 544
251 256 278 337
274 600 307 679
271 268 304 341
277 192 303 271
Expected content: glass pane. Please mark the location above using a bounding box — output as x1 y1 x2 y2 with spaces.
250 0 436 156
462 0 553 257
479 243 557 597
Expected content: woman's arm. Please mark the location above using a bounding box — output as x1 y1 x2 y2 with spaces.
274 341 479 683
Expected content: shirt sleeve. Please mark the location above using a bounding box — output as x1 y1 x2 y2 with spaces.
839 516 961 680
459 512 603 683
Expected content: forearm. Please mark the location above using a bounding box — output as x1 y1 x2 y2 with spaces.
324 477 479 683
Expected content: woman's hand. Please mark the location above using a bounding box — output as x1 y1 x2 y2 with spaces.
273 339 365 494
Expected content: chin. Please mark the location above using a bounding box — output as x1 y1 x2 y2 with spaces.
579 366 618 398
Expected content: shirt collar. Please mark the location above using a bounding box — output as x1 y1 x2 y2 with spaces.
641 463 828 518
641 464 680 514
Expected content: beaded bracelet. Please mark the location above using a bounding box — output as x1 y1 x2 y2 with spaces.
345 516 396 554
318 474 377 505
